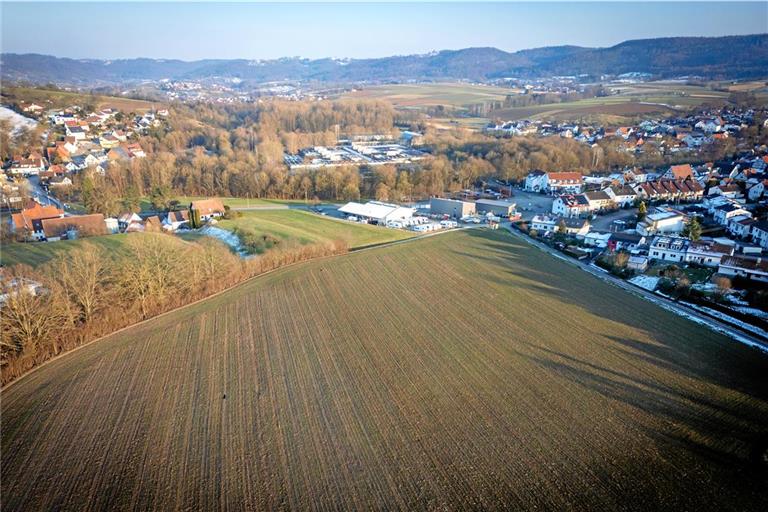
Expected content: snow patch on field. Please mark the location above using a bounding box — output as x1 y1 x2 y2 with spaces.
684 304 768 341
0 106 37 137
198 226 249 256
665 303 768 353
629 275 659 291
732 307 768 320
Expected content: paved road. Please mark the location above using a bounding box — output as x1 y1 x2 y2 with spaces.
25 176 64 210
503 223 768 352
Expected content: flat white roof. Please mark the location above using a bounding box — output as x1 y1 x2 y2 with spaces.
338 201 414 221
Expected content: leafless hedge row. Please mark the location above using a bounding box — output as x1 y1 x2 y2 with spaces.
0 233 348 385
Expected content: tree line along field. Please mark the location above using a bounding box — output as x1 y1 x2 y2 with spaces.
2 229 768 511
216 209 414 249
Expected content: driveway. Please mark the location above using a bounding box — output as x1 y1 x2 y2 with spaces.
589 208 638 231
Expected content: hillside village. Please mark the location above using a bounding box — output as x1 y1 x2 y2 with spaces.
2 94 768 338
486 107 755 154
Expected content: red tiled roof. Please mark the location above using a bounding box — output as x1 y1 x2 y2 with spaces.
191 199 225 215
669 164 693 180
11 202 64 231
41 214 106 239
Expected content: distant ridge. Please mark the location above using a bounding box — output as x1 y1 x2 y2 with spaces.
2 34 766 85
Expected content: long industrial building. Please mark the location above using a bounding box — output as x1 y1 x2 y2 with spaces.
338 201 415 224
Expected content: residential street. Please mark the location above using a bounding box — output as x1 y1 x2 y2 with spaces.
25 175 64 210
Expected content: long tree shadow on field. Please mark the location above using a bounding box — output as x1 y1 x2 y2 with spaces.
456 229 768 482
459 230 768 394
520 341 768 487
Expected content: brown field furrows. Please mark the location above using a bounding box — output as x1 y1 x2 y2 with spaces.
3 229 768 511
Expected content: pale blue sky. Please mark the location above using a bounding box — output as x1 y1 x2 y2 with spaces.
2 2 766 60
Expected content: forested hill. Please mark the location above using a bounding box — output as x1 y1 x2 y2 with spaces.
2 34 766 85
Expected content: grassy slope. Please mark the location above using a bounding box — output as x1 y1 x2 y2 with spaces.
217 209 414 249
0 209 406 267
140 196 311 211
1 86 158 112
0 233 134 267
2 229 767 510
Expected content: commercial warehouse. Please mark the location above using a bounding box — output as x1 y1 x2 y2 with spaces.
338 201 415 225
430 197 476 219
475 199 517 217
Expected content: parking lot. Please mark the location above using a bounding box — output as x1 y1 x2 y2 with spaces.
509 188 554 220
589 208 638 231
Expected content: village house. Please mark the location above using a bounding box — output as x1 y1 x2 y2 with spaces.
708 183 743 199
190 199 226 221
530 215 590 236
144 215 163 232
118 212 143 231
21 102 44 114
99 134 121 149
625 168 653 183
9 201 65 240
747 180 766 202
627 255 649 272
608 232 647 252
649 236 689 263
703 195 738 214
727 215 754 239
7 154 46 176
750 221 768 249
604 185 638 207
718 256 768 283
41 214 106 241
107 147 131 161
162 210 190 231
545 172 583 194
48 176 73 189
583 190 615 211
713 203 751 226
685 240 734 267
552 194 590 217
632 179 704 202
665 164 693 181
65 125 87 141
583 231 612 248
523 170 547 192
637 208 686 236
46 145 70 164
124 143 146 158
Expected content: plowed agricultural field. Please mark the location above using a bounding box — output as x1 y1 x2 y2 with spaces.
3 230 768 511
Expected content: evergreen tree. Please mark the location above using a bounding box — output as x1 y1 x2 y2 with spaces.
636 201 647 222
682 216 702 241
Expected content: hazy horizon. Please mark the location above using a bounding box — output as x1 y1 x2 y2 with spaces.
2 2 767 61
